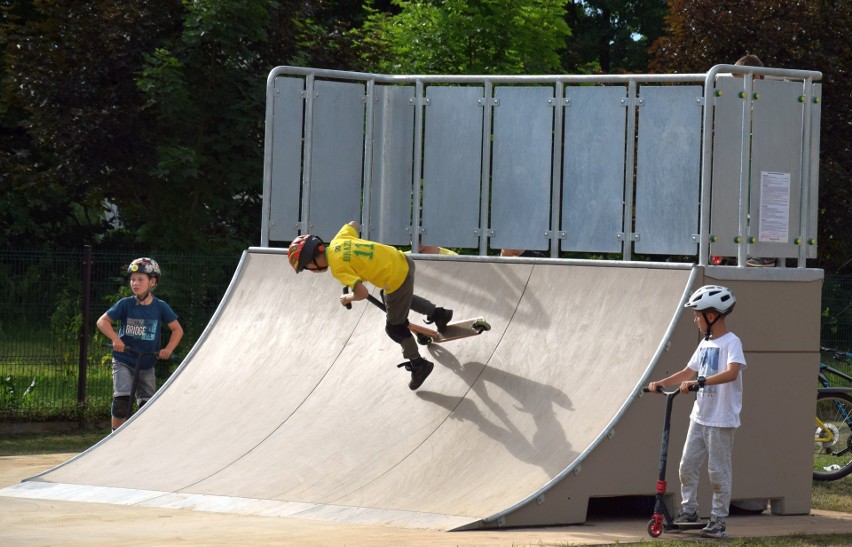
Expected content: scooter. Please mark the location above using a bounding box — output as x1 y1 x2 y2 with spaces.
643 384 703 538
102 343 179 419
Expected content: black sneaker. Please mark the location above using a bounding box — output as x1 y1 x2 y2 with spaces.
700 516 727 538
426 307 453 332
407 357 433 390
673 510 699 525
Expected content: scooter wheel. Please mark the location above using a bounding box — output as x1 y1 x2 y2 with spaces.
416 333 432 345
647 518 663 538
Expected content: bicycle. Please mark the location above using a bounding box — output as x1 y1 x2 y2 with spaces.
813 346 852 481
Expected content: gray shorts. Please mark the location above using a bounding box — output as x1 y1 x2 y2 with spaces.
112 358 157 402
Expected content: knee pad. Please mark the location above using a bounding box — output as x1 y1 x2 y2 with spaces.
111 396 131 419
385 320 412 344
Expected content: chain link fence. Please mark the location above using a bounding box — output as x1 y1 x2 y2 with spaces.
0 247 238 421
1 247 850 422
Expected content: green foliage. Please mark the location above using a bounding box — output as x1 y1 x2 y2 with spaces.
50 286 84 348
0 0 184 250
358 0 571 74
651 0 852 273
564 0 668 73
131 1 285 253
0 374 36 413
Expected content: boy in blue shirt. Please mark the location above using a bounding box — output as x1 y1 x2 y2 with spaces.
97 257 183 430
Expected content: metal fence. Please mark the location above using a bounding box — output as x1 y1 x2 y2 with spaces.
262 65 822 267
822 274 852 350
0 247 239 420
0 246 849 421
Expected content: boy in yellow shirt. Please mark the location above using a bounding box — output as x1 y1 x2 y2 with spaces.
288 221 453 390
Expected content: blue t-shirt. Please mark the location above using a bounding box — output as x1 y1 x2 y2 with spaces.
106 297 178 370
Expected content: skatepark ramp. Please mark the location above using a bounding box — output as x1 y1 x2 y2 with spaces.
1 250 819 530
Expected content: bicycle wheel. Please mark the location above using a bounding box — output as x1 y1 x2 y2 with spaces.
813 390 852 481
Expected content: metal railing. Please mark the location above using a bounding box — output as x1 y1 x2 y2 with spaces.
261 65 822 268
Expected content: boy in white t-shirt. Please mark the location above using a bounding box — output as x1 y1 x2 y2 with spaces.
648 285 746 539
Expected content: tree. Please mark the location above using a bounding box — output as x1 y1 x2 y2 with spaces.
357 0 571 74
134 0 368 252
563 0 668 73
0 0 183 249
651 0 851 273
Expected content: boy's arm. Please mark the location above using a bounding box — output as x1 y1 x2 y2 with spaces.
96 312 125 352
703 362 743 387
339 281 369 307
160 320 184 360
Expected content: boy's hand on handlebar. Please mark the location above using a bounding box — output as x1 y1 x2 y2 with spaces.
647 382 662 393
158 348 173 360
112 340 126 352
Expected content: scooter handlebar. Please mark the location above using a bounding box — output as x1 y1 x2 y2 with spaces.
642 384 700 395
100 342 181 361
342 286 352 310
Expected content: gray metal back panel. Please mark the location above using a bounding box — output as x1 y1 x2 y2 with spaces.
808 83 822 259
709 77 747 258
490 86 553 251
368 85 415 245
307 80 366 241
561 85 626 253
635 85 702 255
421 86 484 249
268 77 305 242
748 79 804 259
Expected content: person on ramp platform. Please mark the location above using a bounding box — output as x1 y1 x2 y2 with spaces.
288 221 453 390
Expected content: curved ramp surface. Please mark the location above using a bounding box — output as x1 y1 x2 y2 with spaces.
4 250 693 530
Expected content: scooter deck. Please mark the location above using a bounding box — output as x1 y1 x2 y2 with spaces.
664 522 706 532
410 317 491 344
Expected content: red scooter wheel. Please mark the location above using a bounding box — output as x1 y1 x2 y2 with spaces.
647 516 663 538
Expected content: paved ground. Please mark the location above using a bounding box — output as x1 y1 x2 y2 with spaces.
3 454 852 546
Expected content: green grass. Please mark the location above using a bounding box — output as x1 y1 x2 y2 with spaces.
0 358 175 422
0 428 110 455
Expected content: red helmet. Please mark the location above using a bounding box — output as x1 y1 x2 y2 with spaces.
288 235 325 273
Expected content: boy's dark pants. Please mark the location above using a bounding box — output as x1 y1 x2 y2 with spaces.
383 256 438 360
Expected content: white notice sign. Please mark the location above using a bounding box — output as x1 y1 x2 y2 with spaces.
758 171 791 243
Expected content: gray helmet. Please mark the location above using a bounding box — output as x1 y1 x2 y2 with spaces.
685 285 736 315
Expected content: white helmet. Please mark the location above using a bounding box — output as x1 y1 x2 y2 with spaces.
685 285 736 315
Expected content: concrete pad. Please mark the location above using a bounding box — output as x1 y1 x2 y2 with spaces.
2 454 851 546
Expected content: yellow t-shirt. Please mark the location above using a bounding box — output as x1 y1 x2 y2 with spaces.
403 247 458 255
327 224 410 293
